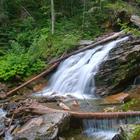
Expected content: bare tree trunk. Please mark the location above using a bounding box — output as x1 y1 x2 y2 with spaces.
51 0 55 34
20 102 140 119
49 31 126 64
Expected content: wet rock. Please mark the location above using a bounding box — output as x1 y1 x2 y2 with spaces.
95 37 140 96
13 112 70 140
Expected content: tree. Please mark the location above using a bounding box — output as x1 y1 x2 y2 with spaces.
51 0 55 34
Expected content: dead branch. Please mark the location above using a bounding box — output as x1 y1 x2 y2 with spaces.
49 31 126 65
19 102 140 119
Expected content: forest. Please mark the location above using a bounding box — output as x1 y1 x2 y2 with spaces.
0 0 140 140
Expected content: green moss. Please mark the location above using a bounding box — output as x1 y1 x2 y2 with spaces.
130 125 140 140
121 99 140 111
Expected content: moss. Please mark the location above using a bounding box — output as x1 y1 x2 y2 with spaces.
130 125 140 140
121 99 140 111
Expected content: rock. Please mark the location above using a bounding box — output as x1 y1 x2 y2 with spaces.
131 15 140 28
58 102 71 110
126 85 140 99
104 92 130 104
79 40 94 46
112 124 140 140
33 84 44 92
0 83 7 94
13 112 70 140
95 37 140 96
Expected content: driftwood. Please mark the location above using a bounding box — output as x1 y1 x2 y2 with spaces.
49 31 125 65
19 102 140 119
0 63 59 99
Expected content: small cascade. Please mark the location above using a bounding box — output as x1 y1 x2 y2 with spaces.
133 75 140 85
83 116 140 140
36 37 129 99
0 109 6 133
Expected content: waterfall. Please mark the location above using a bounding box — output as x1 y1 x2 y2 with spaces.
83 116 140 140
36 36 129 99
35 36 140 140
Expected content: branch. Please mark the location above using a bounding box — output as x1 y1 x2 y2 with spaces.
49 31 126 65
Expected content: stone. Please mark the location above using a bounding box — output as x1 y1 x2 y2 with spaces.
104 92 130 104
131 15 140 28
79 40 94 46
13 112 70 140
95 37 140 96
33 84 44 92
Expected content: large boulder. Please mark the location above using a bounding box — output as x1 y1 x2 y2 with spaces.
13 112 70 140
95 37 140 96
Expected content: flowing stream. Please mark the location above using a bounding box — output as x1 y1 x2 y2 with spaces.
36 36 135 140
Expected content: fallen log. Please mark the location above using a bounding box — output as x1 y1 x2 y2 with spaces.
0 62 59 99
49 31 126 65
24 102 140 119
0 32 126 99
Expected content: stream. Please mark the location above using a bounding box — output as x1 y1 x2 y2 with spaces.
35 36 139 140
1 36 140 140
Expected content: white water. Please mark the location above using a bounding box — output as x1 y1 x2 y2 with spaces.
36 36 129 99
35 36 129 140
83 116 140 140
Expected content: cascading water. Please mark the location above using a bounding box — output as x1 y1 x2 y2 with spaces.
36 36 131 140
37 36 129 99
83 116 140 140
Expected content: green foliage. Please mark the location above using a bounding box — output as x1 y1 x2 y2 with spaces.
118 21 140 36
1 0 140 82
0 41 46 81
121 99 140 111
130 125 140 140
0 18 80 81
106 0 136 15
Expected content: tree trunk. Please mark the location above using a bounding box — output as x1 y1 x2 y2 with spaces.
51 0 55 34
49 31 126 64
22 102 140 119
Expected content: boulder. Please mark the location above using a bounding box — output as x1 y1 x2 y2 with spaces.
13 112 70 140
104 92 130 104
95 37 140 96
131 15 140 28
